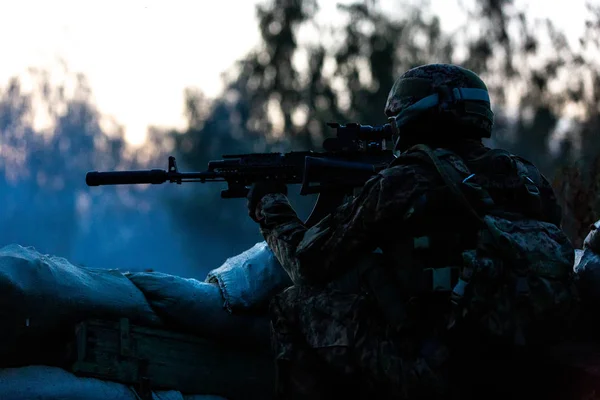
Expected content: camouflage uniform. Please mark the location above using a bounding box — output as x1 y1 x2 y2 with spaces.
253 64 576 399
258 146 566 399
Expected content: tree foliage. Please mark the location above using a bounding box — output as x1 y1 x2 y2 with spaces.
0 68 197 276
165 0 600 258
6 0 600 269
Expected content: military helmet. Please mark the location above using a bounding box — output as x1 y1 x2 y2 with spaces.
385 64 494 147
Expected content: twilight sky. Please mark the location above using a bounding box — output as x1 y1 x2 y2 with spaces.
0 0 588 145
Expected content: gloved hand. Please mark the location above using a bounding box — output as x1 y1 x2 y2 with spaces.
246 181 288 222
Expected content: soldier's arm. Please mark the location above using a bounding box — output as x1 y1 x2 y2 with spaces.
257 166 426 285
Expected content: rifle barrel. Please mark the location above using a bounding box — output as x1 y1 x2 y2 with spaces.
86 170 169 186
86 170 223 186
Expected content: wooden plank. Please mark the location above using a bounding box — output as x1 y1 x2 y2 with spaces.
71 318 274 400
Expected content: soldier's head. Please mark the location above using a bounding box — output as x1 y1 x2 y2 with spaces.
384 63 494 152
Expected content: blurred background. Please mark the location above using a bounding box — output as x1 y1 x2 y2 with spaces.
1 0 598 278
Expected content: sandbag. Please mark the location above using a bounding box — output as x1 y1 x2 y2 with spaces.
574 248 600 306
0 365 227 400
0 244 161 326
574 221 600 307
128 272 270 346
0 244 162 366
205 242 292 312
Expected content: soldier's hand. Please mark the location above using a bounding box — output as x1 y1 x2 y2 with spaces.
246 181 288 222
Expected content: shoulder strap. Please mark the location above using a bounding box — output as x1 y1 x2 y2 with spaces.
469 148 512 163
409 144 484 225
408 145 521 256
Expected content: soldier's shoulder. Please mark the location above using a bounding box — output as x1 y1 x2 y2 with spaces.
509 153 542 173
379 155 440 182
500 151 549 185
483 147 539 170
385 148 470 176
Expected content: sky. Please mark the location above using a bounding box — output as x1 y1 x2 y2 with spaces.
0 0 590 145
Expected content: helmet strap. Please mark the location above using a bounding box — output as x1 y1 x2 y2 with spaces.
389 87 493 151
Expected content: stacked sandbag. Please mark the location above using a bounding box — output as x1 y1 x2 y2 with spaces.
127 242 292 347
0 243 162 367
0 242 288 398
571 219 600 341
574 220 600 306
120 242 289 398
0 366 227 400
127 272 271 347
204 241 292 312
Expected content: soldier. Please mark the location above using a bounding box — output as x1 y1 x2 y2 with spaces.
246 64 577 399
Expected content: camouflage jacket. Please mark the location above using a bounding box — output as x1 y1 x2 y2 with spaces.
257 142 561 286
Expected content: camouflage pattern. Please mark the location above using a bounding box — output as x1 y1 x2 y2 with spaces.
269 284 450 399
257 155 452 398
257 162 432 286
384 64 493 136
457 215 577 345
257 138 572 399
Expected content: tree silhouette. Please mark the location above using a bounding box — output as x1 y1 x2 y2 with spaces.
163 0 600 258
7 0 598 269
0 68 199 275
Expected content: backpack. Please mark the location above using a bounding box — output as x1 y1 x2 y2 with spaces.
407 144 578 346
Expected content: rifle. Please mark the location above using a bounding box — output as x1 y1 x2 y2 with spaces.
86 123 395 226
